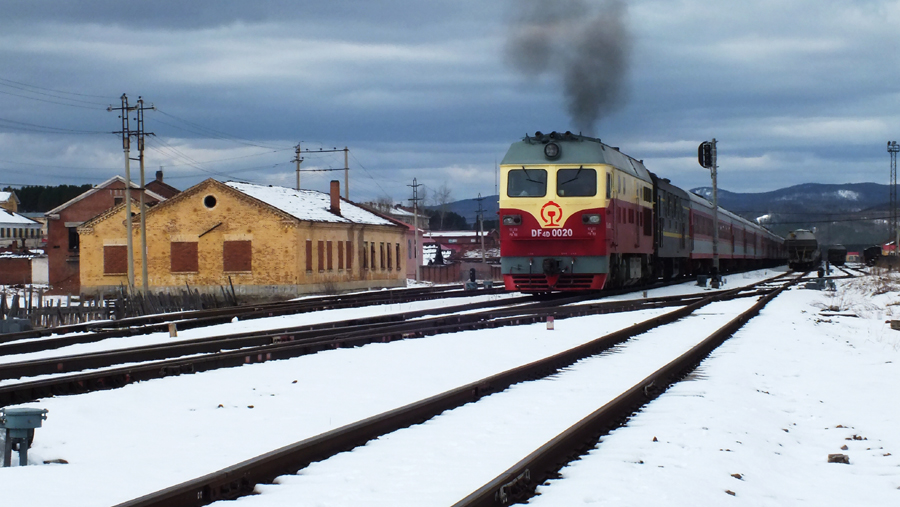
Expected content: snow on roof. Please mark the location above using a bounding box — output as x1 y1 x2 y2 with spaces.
226 182 395 226
0 191 15 202
389 207 416 217
0 209 41 226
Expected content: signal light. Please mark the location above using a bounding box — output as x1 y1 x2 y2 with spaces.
698 141 713 168
582 214 601 224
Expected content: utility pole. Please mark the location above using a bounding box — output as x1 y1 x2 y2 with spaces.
343 147 349 200
293 143 304 191
408 178 424 282
699 139 719 288
476 193 485 263
889 141 899 254
292 146 350 196
135 97 155 292
109 94 136 290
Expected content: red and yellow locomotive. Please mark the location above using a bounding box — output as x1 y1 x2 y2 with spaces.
499 132 785 292
500 131 655 291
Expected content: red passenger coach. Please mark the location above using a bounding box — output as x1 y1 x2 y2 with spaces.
499 132 655 292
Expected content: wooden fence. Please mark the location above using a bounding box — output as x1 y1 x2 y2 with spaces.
418 263 501 284
1 285 238 329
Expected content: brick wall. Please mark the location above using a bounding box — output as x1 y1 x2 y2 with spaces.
0 257 32 284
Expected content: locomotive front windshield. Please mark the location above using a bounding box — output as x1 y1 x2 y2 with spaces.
557 167 596 197
507 168 547 197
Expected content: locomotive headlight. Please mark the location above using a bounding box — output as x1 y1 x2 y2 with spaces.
582 213 602 225
544 142 560 159
502 214 522 226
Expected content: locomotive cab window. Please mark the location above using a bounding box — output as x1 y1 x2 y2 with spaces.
557 167 596 197
507 168 547 197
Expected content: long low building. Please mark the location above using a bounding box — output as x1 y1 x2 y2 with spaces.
1 208 43 249
78 179 408 298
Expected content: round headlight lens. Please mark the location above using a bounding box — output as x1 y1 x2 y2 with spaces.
544 142 560 159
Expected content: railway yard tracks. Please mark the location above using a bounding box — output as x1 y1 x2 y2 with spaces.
0 277 781 407
73 271 802 507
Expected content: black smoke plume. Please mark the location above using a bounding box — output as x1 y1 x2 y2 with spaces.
505 0 632 135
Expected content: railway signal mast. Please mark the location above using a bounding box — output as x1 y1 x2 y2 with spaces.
889 141 899 255
699 139 720 288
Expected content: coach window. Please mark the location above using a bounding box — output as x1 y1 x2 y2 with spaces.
507 168 547 197
606 173 611 198
557 168 596 197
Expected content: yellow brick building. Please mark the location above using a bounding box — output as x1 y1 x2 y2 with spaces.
79 179 407 298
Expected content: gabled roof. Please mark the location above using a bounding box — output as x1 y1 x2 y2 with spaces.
146 179 180 199
0 208 42 226
77 201 146 232
45 175 167 216
0 191 20 205
225 181 396 226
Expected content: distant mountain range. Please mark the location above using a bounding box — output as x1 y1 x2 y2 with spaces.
442 182 893 249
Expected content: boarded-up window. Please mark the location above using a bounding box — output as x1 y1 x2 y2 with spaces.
338 241 344 270
224 241 252 272
346 241 353 271
103 245 127 275
171 242 198 273
327 241 333 271
396 244 401 271
317 241 324 272
306 240 313 272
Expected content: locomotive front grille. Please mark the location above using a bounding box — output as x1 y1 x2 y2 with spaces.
510 274 598 291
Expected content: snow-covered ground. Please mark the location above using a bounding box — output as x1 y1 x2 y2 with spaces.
1 267 898 506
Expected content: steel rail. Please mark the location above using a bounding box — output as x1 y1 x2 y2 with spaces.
0 284 503 344
0 289 534 358
452 274 802 507
0 292 707 405
0 286 773 399
109 274 791 507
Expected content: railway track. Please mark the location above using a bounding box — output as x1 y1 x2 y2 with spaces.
0 284 505 345
0 279 781 407
109 271 799 507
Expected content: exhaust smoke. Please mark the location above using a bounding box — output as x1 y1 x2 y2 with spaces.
505 0 632 135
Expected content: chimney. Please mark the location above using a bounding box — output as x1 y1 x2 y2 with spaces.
156 169 164 183
330 180 341 215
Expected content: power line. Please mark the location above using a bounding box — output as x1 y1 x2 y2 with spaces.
0 77 116 100
0 116 112 135
154 109 290 150
0 88 105 110
0 80 110 107
347 150 390 198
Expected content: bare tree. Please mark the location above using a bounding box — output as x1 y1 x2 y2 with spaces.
431 181 453 230
374 195 394 213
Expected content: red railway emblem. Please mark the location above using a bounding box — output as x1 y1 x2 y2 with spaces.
540 201 563 227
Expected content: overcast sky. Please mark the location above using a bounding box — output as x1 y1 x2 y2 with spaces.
1 0 898 207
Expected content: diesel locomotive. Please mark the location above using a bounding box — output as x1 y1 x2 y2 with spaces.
499 131 786 292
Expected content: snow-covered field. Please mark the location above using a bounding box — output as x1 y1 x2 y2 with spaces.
1 267 898 506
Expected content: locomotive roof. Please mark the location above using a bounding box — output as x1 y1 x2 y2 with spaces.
501 132 653 183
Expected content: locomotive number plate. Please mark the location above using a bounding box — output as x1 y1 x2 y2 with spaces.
531 228 574 238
